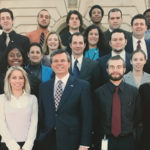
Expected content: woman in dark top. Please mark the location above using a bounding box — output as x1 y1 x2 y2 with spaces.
0 43 41 97
26 42 53 83
84 24 107 60
139 83 150 150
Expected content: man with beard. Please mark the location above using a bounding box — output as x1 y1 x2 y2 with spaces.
26 9 50 46
93 55 141 150
98 28 132 84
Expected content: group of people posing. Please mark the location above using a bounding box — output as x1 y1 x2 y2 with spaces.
0 4 150 150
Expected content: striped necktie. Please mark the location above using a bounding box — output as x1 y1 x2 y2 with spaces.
40 32 45 47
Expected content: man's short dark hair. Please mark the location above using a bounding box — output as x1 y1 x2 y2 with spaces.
143 8 150 15
106 55 126 68
131 14 148 26
50 49 71 64
66 10 83 27
69 32 85 44
108 8 122 19
89 5 104 17
0 8 14 20
110 28 127 41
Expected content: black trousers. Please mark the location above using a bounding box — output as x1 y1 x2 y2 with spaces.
1 142 24 150
95 134 135 150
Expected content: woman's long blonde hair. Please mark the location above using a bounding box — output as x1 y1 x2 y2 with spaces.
4 66 30 100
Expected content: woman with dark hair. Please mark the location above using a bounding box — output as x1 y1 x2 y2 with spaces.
84 24 107 60
0 43 41 97
26 42 53 83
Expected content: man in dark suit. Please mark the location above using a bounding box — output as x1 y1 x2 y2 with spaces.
99 29 132 84
125 14 150 59
37 49 92 150
104 8 131 54
69 32 102 90
0 8 30 62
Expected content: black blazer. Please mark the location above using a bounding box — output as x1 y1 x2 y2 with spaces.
38 76 92 150
98 52 132 84
70 57 102 90
0 30 30 61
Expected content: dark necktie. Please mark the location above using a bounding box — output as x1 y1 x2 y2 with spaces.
137 40 141 50
5 33 10 46
40 32 45 47
73 59 80 77
54 80 63 110
111 86 121 137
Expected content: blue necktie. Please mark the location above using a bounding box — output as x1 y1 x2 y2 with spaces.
73 60 80 77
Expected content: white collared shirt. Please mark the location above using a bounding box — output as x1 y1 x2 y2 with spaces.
132 36 147 58
54 73 70 95
112 50 126 61
71 55 83 71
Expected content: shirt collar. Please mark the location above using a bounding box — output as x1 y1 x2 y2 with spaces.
72 55 83 65
132 36 145 43
112 50 125 61
37 27 49 34
55 73 70 86
108 80 124 93
11 90 26 100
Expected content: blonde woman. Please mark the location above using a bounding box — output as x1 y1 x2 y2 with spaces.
0 66 38 150
42 31 65 66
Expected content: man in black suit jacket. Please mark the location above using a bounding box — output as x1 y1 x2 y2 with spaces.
0 8 30 62
99 29 132 84
38 49 92 150
69 32 102 90
104 8 131 54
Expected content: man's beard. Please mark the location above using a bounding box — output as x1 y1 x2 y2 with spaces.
113 49 124 53
108 73 124 81
38 23 49 29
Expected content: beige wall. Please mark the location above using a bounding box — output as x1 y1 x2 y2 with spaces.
0 0 149 35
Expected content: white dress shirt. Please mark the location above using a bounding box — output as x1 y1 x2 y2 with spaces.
112 50 126 61
0 92 38 150
132 36 148 58
71 55 83 71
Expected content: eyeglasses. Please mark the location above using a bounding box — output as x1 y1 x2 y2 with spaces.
108 65 124 70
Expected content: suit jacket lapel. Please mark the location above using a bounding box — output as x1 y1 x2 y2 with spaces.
48 78 55 112
79 57 88 78
57 76 76 112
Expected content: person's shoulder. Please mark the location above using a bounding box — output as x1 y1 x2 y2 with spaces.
70 75 90 87
95 82 109 93
26 29 37 36
123 81 138 92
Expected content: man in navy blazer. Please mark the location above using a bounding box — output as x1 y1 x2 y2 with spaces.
125 14 150 59
37 49 92 150
99 29 132 84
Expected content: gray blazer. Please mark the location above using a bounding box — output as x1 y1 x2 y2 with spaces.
123 71 150 88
